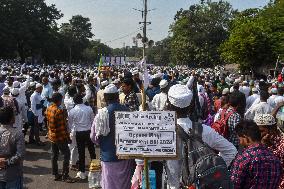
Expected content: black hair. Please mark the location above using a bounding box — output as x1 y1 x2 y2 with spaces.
278 87 284 96
228 92 239 108
67 85 77 97
51 93 63 103
235 120 261 142
0 107 14 125
73 94 83 104
104 93 119 104
121 78 135 90
260 90 269 102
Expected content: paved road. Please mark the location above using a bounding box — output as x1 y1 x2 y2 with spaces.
23 136 94 189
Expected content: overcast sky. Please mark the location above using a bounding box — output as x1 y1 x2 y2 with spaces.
45 0 270 48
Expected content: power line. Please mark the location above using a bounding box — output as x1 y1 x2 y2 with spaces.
103 27 143 44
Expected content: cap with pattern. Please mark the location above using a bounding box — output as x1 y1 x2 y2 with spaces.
254 114 276 126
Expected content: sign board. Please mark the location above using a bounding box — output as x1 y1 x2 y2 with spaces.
115 111 177 158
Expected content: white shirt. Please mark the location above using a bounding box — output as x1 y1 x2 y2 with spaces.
41 83 53 107
30 91 44 123
166 117 237 189
274 95 284 106
239 86 250 98
267 95 278 109
245 101 273 120
246 94 260 110
64 93 75 114
68 104 95 132
151 92 167 111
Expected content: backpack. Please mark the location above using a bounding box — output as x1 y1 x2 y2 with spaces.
178 122 232 189
211 109 234 139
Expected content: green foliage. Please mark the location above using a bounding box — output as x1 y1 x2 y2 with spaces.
170 0 235 67
0 0 62 62
220 1 284 72
82 40 112 63
59 15 94 63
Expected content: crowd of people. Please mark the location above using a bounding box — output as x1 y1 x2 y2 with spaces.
0 60 284 189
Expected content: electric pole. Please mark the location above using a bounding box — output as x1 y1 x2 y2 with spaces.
142 0 147 58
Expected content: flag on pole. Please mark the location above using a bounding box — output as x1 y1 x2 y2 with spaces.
140 57 150 89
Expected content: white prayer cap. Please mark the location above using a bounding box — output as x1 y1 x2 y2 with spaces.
159 80 168 89
168 84 193 108
112 79 120 84
36 83 42 88
254 114 276 126
101 80 109 87
104 84 118 94
13 81 20 88
242 81 248 84
11 88 19 96
132 70 139 75
222 88 230 95
30 82 36 87
271 88 278 94
3 86 10 94
252 87 258 92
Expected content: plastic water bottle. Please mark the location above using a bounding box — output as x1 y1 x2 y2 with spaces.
88 171 101 189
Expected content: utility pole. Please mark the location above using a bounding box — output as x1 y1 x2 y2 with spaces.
142 0 147 58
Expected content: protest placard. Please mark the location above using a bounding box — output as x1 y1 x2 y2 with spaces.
115 111 177 158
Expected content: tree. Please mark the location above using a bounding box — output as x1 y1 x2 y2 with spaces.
0 0 62 62
220 1 284 72
170 0 236 67
60 15 94 63
82 40 112 63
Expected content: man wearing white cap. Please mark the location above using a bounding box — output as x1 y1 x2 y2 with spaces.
97 80 109 110
239 81 250 98
29 83 45 145
90 84 133 189
166 84 237 189
11 88 25 132
246 88 260 110
151 80 169 111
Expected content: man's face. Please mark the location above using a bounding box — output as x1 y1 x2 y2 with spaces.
121 83 131 94
258 126 269 139
37 86 43 93
42 78 48 85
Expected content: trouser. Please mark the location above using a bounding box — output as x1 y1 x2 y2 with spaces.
51 141 70 176
29 116 41 142
0 177 23 189
76 130 96 172
151 161 164 189
69 133 79 165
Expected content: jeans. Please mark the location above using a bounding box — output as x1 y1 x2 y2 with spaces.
0 177 23 189
76 130 96 172
51 141 70 176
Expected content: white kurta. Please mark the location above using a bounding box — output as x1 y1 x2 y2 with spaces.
239 86 250 98
267 95 278 109
166 118 238 189
246 94 260 110
30 91 44 123
13 96 26 131
245 102 273 120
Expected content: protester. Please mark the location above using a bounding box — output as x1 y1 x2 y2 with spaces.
231 120 282 189
151 79 169 111
121 78 140 111
46 93 75 183
165 84 237 189
29 83 45 146
90 84 133 189
68 94 96 180
0 106 25 189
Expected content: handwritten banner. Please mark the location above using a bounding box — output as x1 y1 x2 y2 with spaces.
115 111 176 158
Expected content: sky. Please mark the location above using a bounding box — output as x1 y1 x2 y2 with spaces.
45 0 270 48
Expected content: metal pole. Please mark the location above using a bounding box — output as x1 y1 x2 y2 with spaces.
142 0 150 189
